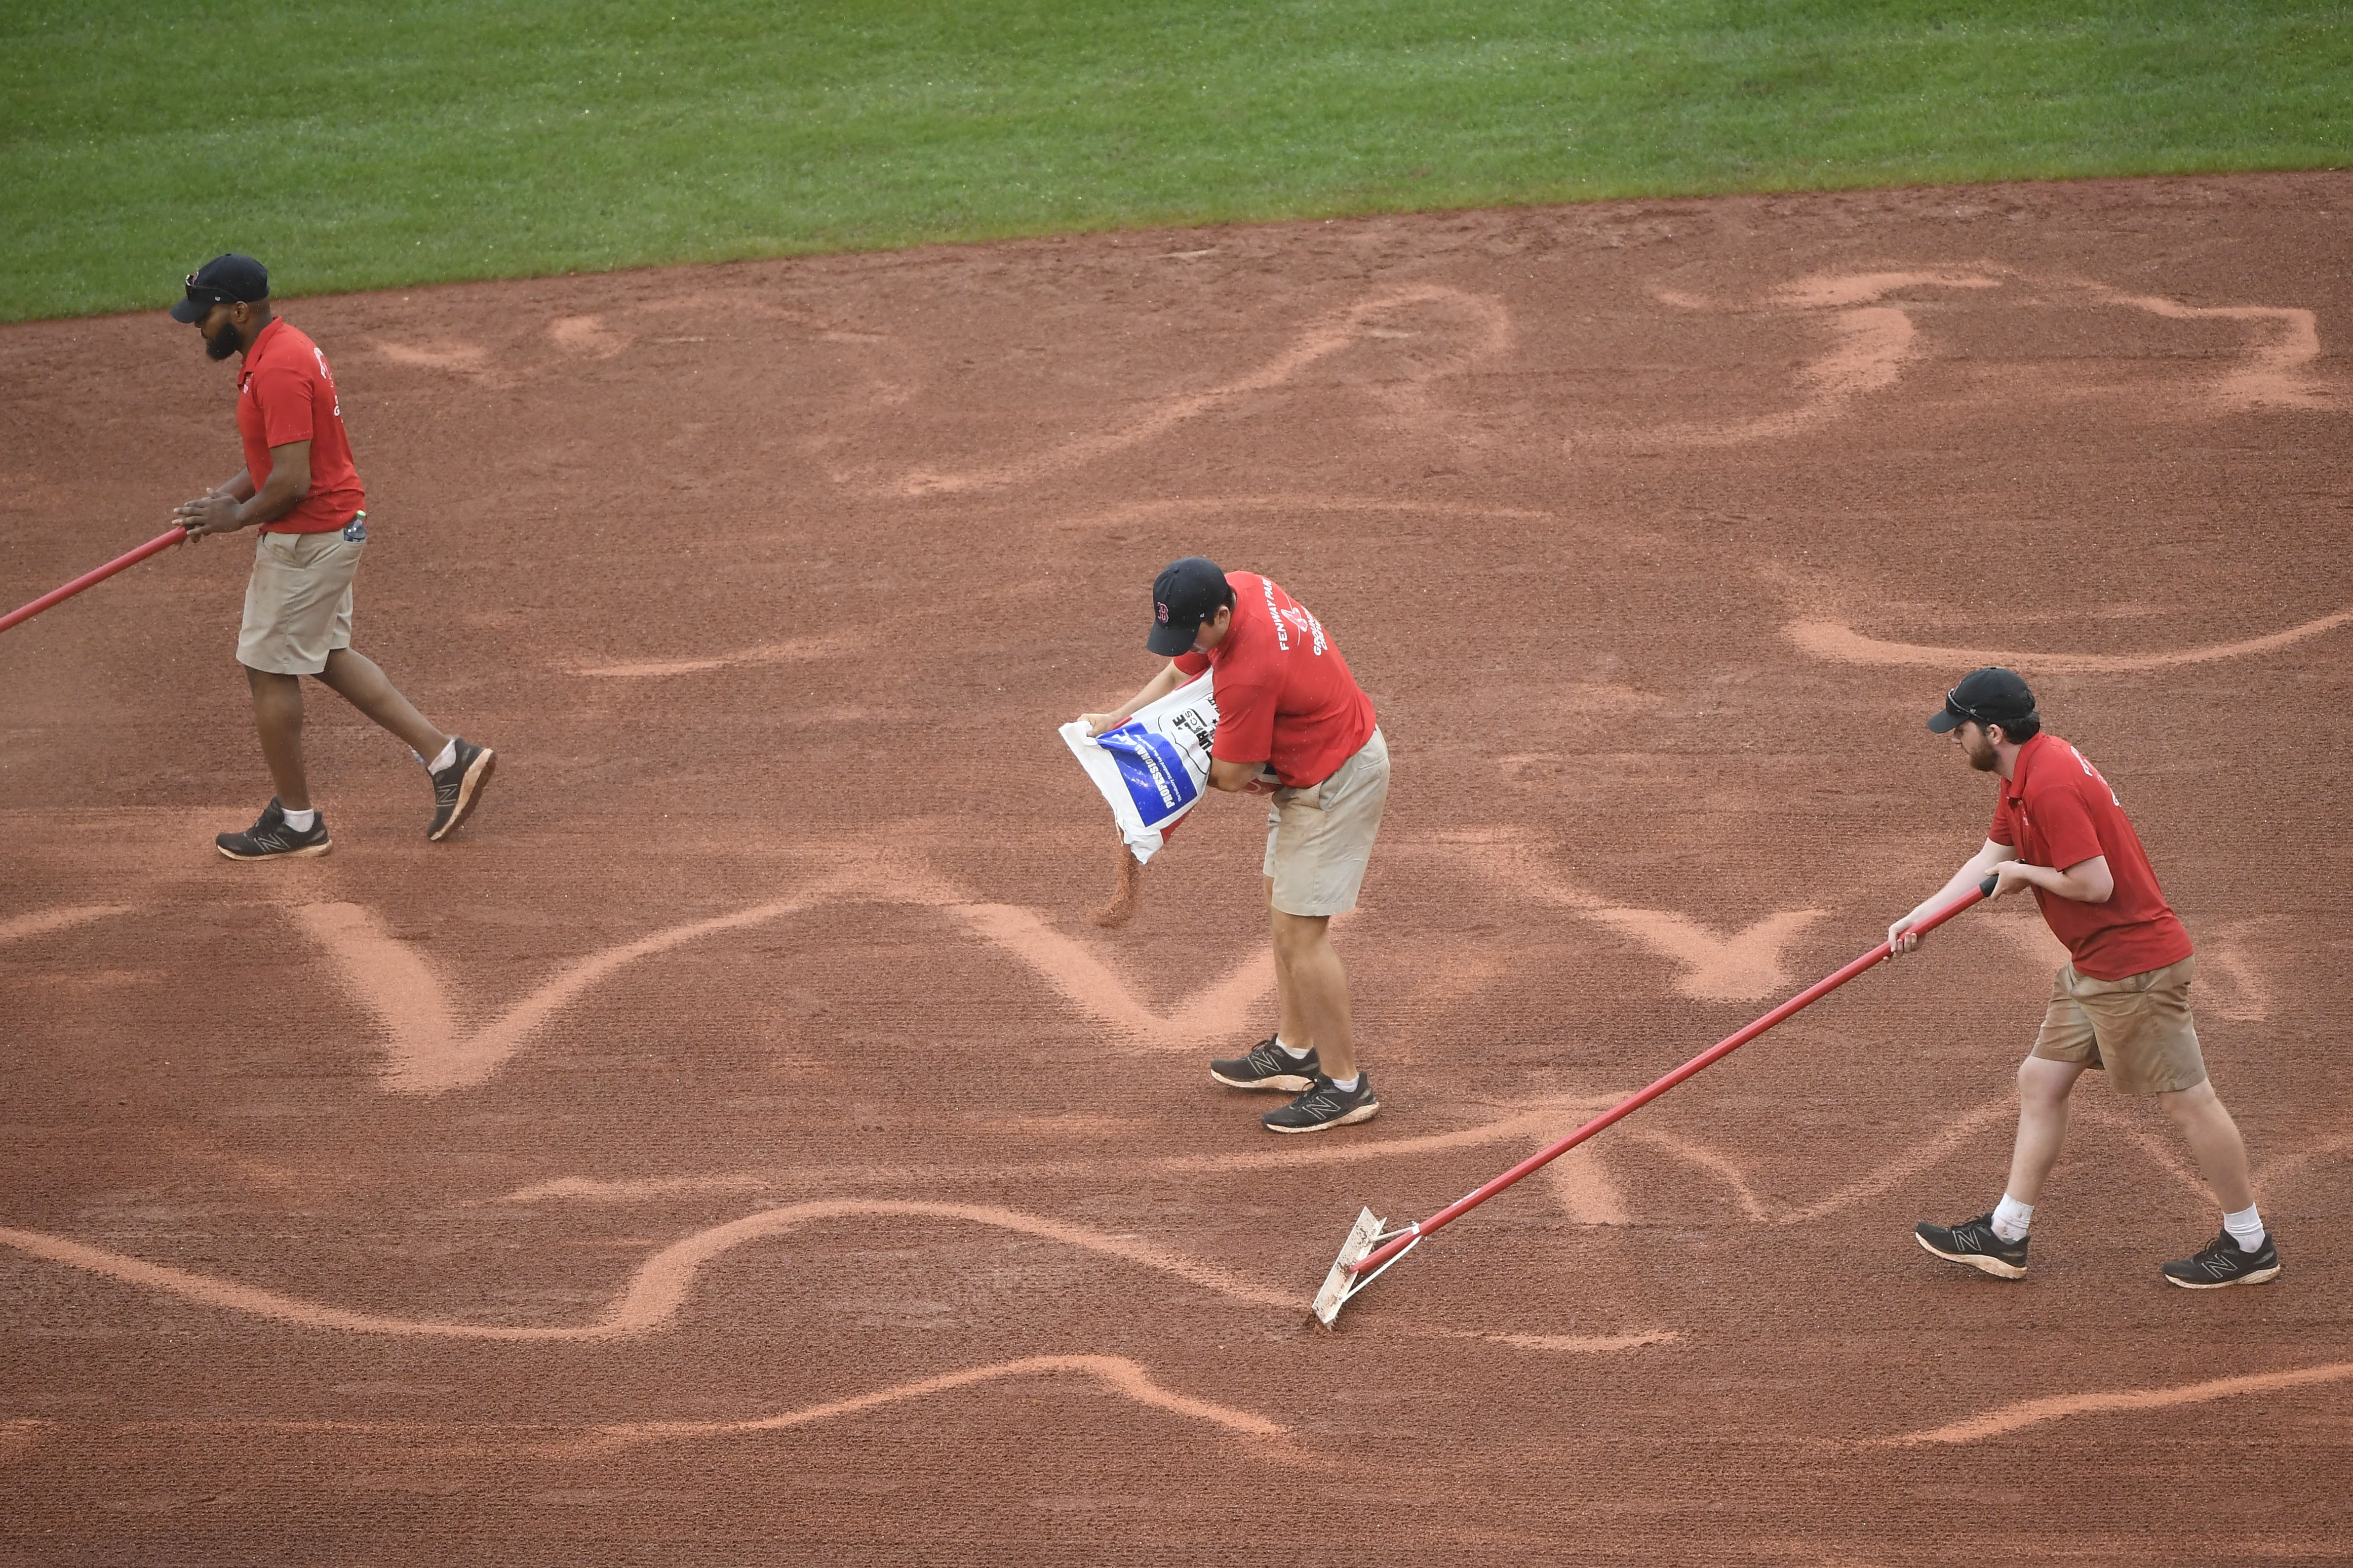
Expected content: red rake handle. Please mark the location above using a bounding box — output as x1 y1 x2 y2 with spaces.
0 526 188 636
1346 875 2000 1276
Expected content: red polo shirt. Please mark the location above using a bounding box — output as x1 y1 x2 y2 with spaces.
237 318 365 534
1988 732 2193 981
1172 572 1376 787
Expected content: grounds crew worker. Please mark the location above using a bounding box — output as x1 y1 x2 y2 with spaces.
1894 667 2278 1288
169 254 495 858
1082 557 1391 1133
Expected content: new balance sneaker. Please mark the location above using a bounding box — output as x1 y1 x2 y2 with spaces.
2161 1229 2282 1289
1210 1035 1320 1092
1915 1214 2029 1279
427 737 496 841
1262 1073 1381 1134
216 797 331 861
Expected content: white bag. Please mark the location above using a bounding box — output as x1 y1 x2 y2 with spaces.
1061 672 1219 864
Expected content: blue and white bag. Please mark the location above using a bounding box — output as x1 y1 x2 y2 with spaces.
1060 672 1219 863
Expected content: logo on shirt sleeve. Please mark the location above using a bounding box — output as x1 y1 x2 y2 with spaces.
1261 578 1289 650
2068 744 2124 806
313 346 341 417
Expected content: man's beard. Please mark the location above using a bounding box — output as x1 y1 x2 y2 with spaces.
1965 743 1998 772
204 319 243 360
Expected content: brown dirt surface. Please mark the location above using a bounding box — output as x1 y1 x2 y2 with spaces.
4 172 2350 1564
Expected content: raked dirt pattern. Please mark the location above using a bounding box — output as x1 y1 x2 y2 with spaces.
2 173 2349 1564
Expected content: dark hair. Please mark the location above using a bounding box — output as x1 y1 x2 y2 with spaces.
1989 710 2042 743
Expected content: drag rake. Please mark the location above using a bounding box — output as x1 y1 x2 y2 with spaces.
1311 873 2002 1328
1 526 188 636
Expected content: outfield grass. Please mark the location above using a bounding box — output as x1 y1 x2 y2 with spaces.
3 1 2346 322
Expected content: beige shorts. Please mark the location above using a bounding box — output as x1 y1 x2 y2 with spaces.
1262 728 1389 918
238 525 363 675
2030 954 2206 1096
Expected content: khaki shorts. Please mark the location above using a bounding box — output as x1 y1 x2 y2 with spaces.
2030 954 2206 1096
1263 728 1389 918
238 522 364 675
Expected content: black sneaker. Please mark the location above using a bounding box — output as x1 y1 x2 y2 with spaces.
2161 1229 2282 1289
216 797 332 861
1210 1036 1320 1092
1915 1214 2029 1279
1262 1073 1381 1134
427 738 496 841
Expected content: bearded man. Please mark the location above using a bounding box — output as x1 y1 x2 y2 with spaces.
1892 666 2277 1289
170 254 494 857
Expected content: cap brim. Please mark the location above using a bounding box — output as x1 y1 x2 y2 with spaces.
1926 707 1964 733
1145 620 1199 657
169 296 211 323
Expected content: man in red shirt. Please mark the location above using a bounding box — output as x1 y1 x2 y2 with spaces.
169 255 494 858
1891 667 2278 1288
1080 557 1390 1133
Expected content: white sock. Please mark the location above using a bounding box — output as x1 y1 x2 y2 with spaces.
1276 1036 1311 1060
281 807 317 832
425 738 458 773
1990 1194 2033 1242
2223 1204 2266 1253
1328 1073 1360 1093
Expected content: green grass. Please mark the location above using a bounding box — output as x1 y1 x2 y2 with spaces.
3 1 2346 321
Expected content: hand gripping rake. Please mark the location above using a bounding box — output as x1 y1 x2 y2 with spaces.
1311 873 2001 1328
0 526 188 636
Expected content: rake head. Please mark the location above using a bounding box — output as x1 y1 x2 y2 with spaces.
1311 1207 1421 1330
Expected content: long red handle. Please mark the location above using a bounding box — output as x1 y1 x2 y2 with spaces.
0 526 189 636
1346 875 2001 1276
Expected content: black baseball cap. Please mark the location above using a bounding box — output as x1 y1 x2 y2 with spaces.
1928 666 2036 733
1146 556 1233 656
171 254 269 322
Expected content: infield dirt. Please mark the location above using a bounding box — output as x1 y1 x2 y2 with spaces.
3 173 2349 1564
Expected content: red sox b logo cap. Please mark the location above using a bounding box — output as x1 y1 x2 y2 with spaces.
1146 556 1229 656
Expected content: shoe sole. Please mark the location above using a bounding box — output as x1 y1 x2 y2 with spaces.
2164 1263 2282 1289
1210 1068 1316 1093
217 837 332 861
429 748 497 841
1915 1231 2026 1279
1263 1100 1381 1135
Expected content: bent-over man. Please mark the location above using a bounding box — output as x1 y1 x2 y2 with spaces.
1082 557 1391 1133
